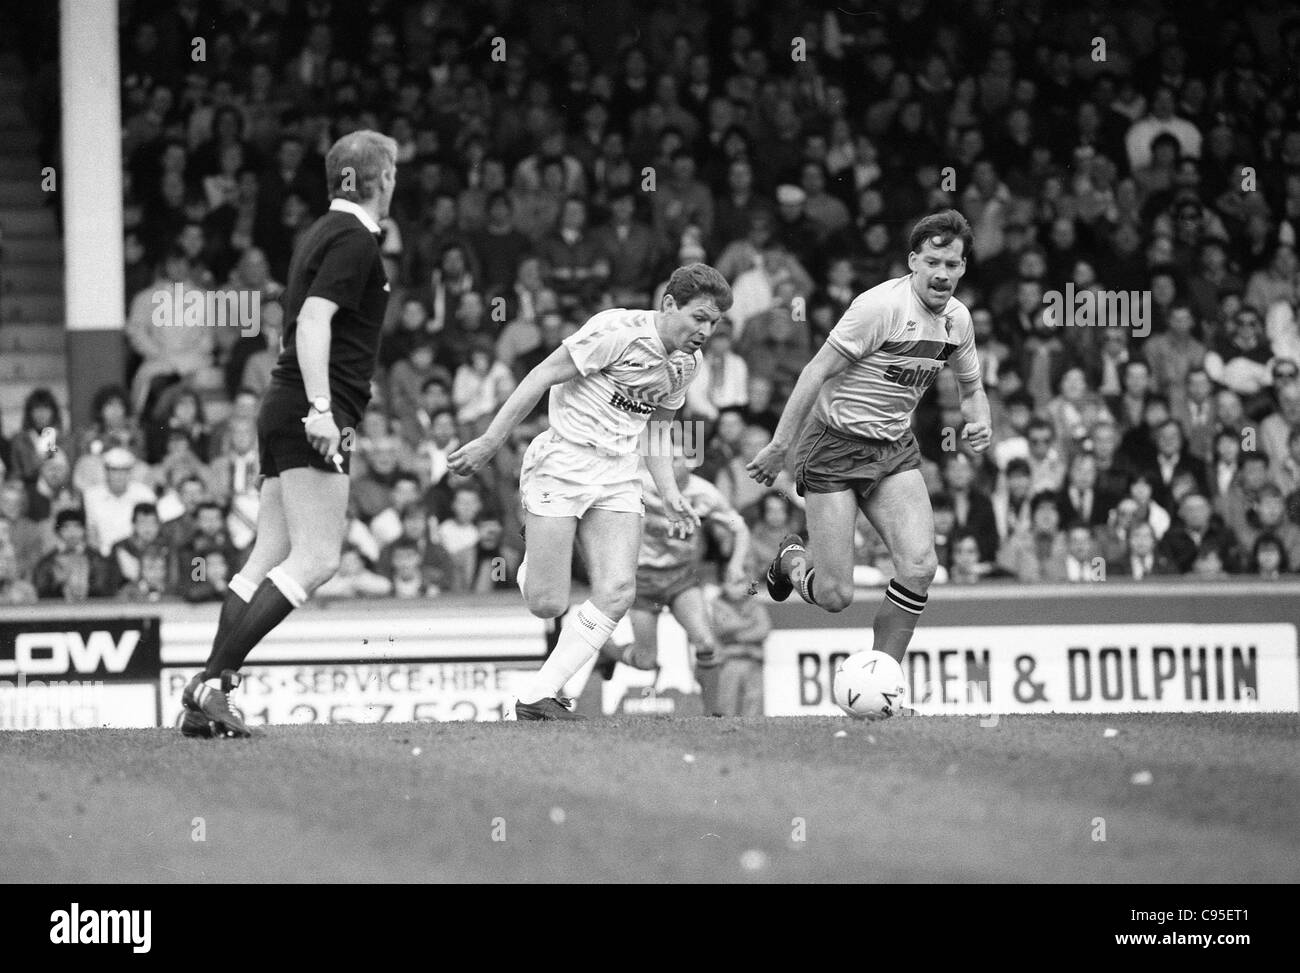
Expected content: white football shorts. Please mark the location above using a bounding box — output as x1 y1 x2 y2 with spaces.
519 429 644 518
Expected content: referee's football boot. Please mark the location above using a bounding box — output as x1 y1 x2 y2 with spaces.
765 533 807 602
181 670 253 738
515 695 586 721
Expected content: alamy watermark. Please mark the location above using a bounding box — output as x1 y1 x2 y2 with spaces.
151 283 261 337
593 419 706 466
1043 284 1151 338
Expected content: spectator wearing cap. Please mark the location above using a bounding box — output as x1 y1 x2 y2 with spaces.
33 509 118 601
686 319 748 421
82 446 158 558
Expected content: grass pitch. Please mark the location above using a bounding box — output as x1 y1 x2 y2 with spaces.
2 714 1296 883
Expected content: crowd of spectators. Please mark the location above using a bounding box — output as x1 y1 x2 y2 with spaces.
5 0 1300 603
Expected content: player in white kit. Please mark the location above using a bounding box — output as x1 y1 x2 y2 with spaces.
747 211 992 663
449 263 733 719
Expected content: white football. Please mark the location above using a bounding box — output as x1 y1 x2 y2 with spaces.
833 650 908 720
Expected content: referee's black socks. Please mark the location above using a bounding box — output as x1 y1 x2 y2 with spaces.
203 567 307 679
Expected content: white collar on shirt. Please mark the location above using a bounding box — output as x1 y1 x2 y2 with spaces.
330 197 381 234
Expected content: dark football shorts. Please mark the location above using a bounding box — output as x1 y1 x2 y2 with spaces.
257 382 357 478
793 421 922 505
633 562 700 614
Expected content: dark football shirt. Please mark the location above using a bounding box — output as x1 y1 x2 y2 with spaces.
271 208 389 418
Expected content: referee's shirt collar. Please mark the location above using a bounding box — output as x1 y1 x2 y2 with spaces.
329 197 382 235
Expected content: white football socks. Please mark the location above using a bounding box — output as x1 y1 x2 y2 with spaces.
522 600 617 703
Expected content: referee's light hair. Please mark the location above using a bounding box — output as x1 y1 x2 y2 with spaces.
665 262 733 313
325 130 398 204
908 209 974 259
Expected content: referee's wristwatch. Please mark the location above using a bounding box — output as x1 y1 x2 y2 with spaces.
309 396 331 416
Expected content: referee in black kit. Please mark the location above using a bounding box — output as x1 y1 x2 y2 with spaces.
180 131 397 738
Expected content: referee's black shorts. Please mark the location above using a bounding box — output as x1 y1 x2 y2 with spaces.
257 382 356 478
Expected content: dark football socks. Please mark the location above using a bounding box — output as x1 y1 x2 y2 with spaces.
203 567 306 679
200 574 256 674
873 579 928 662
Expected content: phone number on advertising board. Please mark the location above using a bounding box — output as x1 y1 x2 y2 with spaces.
166 663 522 724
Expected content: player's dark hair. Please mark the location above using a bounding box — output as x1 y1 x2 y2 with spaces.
132 503 159 522
665 263 733 313
1005 457 1032 478
1242 451 1269 467
908 209 974 258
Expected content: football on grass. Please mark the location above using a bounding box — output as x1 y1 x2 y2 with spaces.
833 650 907 720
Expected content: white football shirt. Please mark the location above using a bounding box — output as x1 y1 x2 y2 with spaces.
551 308 700 456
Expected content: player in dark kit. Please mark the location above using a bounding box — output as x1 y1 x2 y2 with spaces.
180 131 397 738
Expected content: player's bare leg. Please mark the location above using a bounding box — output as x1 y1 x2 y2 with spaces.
517 508 640 719
768 489 859 611
668 586 724 716
517 511 578 618
185 468 350 737
183 477 291 738
861 469 938 662
596 606 659 673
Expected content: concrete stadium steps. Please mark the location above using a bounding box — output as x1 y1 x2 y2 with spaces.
0 349 64 381
0 177 48 206
0 49 68 432
1 292 64 320
2 237 61 263
0 260 62 291
0 321 66 353
0 203 57 237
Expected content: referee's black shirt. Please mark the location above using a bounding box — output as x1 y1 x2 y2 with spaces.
271 203 389 419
